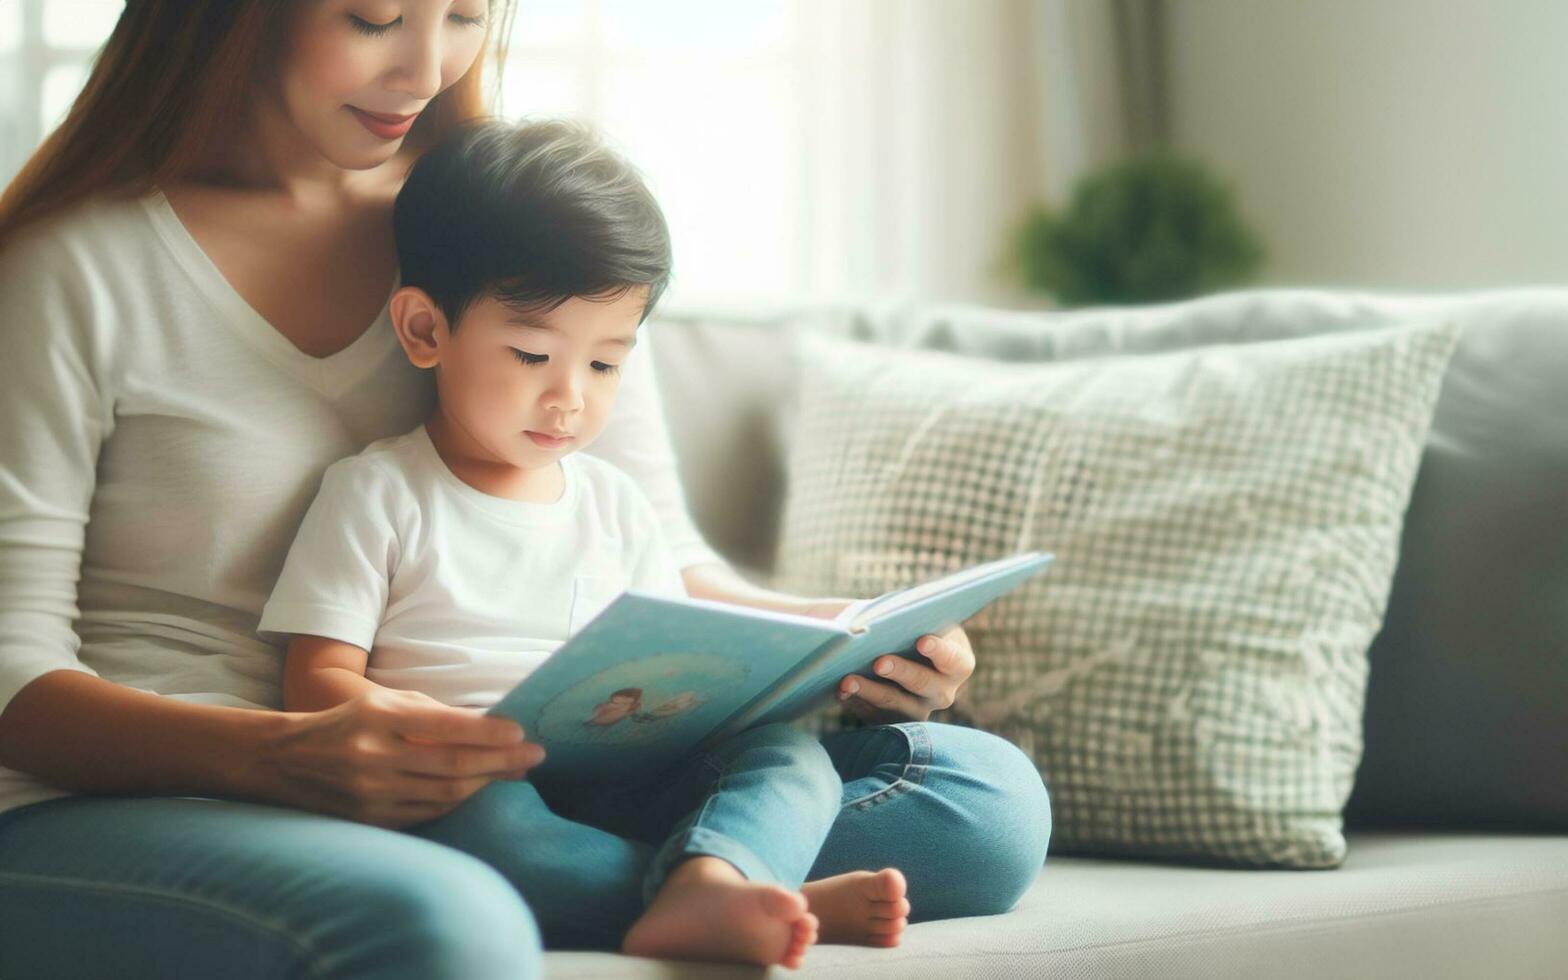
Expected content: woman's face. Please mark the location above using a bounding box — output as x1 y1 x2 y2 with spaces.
276 0 491 169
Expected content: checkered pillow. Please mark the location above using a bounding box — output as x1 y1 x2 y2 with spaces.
772 322 1461 868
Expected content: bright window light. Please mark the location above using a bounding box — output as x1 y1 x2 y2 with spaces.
41 62 88 132
42 0 121 50
0 3 21 56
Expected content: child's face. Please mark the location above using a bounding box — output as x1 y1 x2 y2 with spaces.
422 289 644 471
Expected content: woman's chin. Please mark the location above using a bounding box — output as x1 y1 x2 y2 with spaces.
319 134 406 172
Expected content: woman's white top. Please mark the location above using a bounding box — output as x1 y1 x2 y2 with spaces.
0 190 721 817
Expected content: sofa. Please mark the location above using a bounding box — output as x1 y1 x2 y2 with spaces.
545 289 1568 979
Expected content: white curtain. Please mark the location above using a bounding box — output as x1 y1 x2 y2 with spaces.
0 1 1167 307
791 0 1165 306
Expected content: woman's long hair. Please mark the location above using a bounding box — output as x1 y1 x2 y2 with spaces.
0 0 517 253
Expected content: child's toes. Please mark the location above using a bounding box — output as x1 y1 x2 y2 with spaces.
782 912 818 968
872 897 912 919
866 868 907 902
869 919 905 946
798 911 819 947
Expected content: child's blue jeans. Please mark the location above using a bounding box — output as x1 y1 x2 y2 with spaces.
0 721 1050 977
410 721 844 946
411 720 1051 950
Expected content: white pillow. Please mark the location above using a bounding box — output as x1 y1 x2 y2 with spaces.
773 322 1462 868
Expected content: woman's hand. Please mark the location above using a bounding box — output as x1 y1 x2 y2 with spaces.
260 688 545 829
805 599 977 724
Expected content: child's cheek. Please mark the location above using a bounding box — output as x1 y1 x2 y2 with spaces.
485 366 527 417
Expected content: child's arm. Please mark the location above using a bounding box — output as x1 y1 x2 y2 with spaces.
283 635 383 713
262 457 405 713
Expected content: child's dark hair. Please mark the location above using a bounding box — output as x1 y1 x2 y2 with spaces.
394 118 672 328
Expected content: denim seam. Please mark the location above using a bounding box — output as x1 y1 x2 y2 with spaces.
840 722 932 812
669 826 777 886
643 782 724 905
0 869 327 979
643 748 782 903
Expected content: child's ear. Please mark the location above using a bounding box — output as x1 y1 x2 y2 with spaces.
389 286 449 368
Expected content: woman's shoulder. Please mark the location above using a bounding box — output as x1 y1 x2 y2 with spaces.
1 190 163 283
0 192 166 363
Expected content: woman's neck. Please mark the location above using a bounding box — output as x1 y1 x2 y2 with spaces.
199 95 402 209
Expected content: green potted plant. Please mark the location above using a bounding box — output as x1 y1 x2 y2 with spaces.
1014 153 1264 307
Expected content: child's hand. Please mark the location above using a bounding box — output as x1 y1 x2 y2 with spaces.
263 687 546 829
837 625 976 724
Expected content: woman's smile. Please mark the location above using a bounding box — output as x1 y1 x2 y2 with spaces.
347 105 418 139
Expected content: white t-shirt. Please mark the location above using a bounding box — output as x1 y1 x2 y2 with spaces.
0 190 722 817
258 426 686 708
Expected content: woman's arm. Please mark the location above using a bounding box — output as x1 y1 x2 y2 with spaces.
0 668 543 828
0 235 115 736
0 238 254 796
681 560 852 618
584 323 732 573
0 669 289 800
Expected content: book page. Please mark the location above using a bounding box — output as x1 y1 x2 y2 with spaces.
734 551 1055 732
833 596 879 627
850 553 1044 629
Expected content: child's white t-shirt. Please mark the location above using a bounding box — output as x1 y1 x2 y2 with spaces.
257 425 686 709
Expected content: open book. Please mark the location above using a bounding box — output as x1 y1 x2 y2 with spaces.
488 551 1054 782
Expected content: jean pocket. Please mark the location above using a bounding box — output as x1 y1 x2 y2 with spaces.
837 722 932 811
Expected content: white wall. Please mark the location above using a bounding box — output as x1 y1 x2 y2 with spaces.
1167 0 1568 289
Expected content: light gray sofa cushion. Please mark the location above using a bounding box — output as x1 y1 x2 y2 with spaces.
541 831 1568 979
770 325 1459 868
846 290 1568 829
648 289 1568 828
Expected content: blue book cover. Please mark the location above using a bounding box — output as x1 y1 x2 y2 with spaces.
488 551 1054 782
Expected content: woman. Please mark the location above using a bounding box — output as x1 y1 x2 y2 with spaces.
0 2 1051 977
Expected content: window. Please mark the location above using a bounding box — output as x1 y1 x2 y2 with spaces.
0 2 1035 305
1 1 809 304
0 1 124 182
498 1 808 304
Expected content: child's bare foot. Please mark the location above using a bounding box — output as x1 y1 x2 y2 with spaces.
622 856 819 968
801 868 909 947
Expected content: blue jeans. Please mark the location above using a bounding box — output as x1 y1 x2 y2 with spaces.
412 721 1051 950
0 722 1049 977
410 721 845 948
0 795 542 980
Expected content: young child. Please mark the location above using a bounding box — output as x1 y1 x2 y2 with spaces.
258 120 908 969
